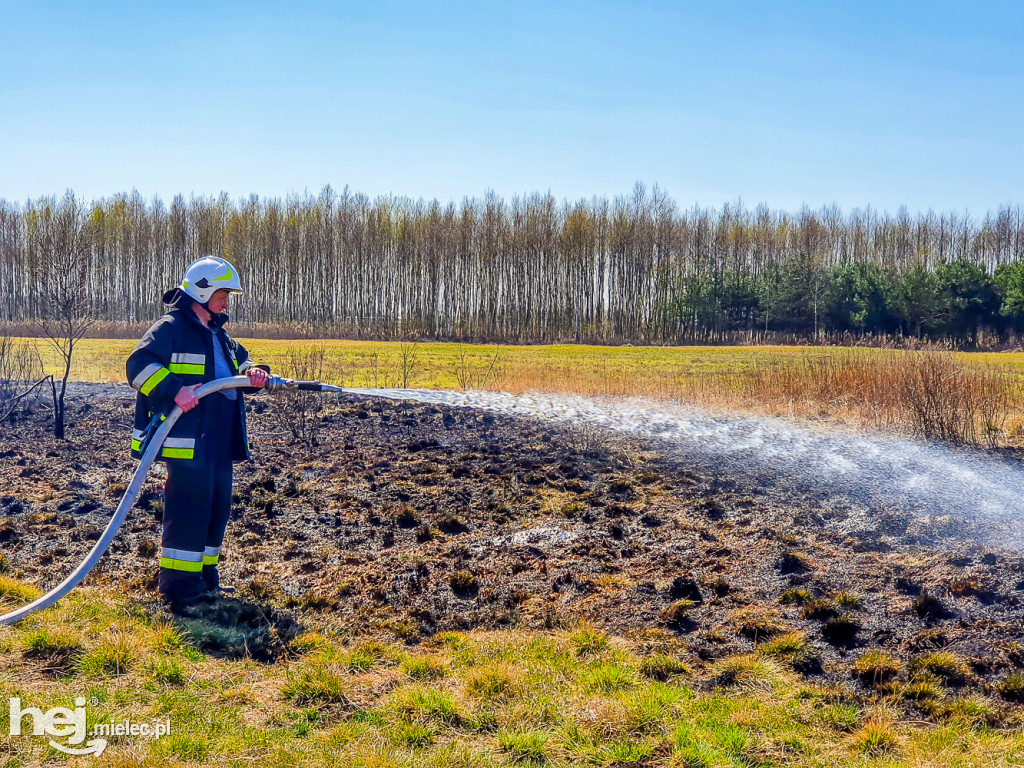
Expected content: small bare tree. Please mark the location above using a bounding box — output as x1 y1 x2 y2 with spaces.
27 191 96 439
399 341 419 388
363 348 396 388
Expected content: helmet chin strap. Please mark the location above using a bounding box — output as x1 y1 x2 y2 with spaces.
207 304 229 329
191 297 228 329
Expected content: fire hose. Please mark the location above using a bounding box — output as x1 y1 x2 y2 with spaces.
0 374 348 626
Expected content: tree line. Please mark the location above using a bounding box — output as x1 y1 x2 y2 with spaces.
1 185 1023 345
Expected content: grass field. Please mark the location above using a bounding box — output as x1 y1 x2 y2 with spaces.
1 579 1022 767
18 337 1024 392
16 337 1024 445
20 338 861 388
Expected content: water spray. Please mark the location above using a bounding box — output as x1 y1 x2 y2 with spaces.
338 388 1024 545
0 374 357 626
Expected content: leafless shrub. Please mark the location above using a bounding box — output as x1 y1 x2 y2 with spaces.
363 349 381 388
358 342 419 390
453 344 501 391
727 350 1015 447
894 352 1011 446
268 346 329 447
363 349 396 388
977 371 1011 449
0 336 47 421
566 420 610 454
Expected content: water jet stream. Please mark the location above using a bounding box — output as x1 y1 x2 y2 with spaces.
346 387 1024 547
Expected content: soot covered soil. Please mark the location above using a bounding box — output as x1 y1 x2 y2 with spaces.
2 383 1024 691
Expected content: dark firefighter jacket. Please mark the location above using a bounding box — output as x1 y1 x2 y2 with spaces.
125 302 268 465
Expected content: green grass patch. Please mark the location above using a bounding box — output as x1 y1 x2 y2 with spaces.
758 630 809 659
78 632 138 677
910 651 972 685
673 720 761 767
712 654 779 687
639 653 691 681
21 626 83 662
815 703 861 733
401 655 447 681
497 727 550 765
779 587 812 605
1 582 1022 766
464 665 519 698
388 720 436 748
998 672 1024 703
282 662 353 707
579 663 637 693
853 720 900 757
621 683 690 733
391 688 463 725
0 575 41 605
148 656 187 686
568 624 609 656
832 591 864 609
853 649 902 686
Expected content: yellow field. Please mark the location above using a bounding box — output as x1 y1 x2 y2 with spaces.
15 337 1024 445
19 336 1024 387
21 337 801 386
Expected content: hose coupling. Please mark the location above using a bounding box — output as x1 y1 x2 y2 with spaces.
264 375 296 393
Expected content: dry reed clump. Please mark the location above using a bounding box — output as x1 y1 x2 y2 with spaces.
734 350 1015 446
892 352 1012 446
493 348 1020 447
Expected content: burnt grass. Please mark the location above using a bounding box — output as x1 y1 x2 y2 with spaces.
2 383 1024 694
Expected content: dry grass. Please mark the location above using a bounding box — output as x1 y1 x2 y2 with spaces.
853 650 903 686
499 347 1023 447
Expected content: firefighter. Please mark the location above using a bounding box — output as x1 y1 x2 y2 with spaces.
126 255 270 611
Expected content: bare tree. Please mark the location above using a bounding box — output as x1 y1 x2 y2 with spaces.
27 191 96 439
399 341 419 388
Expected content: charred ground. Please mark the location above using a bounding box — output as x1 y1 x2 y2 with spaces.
1 384 1023 698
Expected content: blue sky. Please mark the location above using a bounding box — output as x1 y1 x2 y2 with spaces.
1 1 1021 214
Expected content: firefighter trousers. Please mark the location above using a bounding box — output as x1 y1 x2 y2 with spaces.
158 392 236 605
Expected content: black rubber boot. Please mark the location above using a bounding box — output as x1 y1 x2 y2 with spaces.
160 587 215 614
201 564 237 597
201 563 220 592
159 567 208 611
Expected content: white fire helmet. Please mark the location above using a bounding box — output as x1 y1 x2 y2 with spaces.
176 256 243 304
